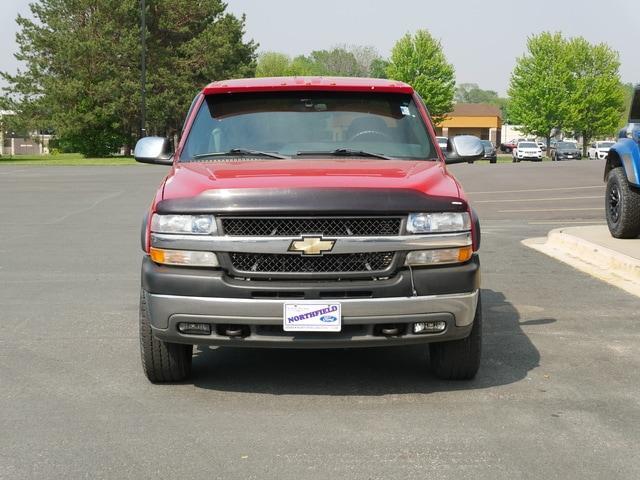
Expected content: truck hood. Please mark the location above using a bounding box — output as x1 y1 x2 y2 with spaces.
162 159 461 201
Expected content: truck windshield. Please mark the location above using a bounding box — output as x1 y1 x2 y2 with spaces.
180 92 435 161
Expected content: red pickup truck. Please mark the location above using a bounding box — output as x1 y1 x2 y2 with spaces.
135 77 484 383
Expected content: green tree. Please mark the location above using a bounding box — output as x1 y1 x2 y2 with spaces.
564 38 625 155
143 0 257 139
386 30 455 124
455 83 510 122
289 55 322 76
369 58 390 79
508 32 573 152
256 45 385 78
2 0 256 157
337 45 383 77
309 48 364 77
455 83 500 103
256 52 292 77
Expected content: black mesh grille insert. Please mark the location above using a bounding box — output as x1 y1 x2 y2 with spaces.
230 252 395 274
222 217 402 236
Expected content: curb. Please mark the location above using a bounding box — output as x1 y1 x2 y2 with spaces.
522 228 640 298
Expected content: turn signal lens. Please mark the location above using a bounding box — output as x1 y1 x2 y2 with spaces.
457 246 473 262
405 246 473 266
150 247 219 267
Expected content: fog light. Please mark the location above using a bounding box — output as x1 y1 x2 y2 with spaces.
413 321 446 334
178 322 211 335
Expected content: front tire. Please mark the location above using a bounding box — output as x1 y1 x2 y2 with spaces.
139 290 193 383
606 167 640 238
430 295 482 380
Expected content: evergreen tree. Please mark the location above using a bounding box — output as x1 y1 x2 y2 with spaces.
2 0 256 157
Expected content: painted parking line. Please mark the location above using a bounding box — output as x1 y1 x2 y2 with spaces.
475 195 601 203
468 185 603 195
528 221 607 225
499 207 604 213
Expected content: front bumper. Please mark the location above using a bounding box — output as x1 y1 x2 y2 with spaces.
146 289 478 348
142 255 480 348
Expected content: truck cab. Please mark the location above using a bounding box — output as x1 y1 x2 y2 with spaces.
604 85 640 238
135 77 484 383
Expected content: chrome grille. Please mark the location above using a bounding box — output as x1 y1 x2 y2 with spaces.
230 252 395 274
221 217 402 237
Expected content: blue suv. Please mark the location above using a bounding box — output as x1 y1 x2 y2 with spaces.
605 85 640 238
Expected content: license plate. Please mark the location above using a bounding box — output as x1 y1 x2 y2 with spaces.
283 303 342 332
567 155 573 158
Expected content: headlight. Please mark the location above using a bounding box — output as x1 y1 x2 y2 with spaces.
150 247 219 267
151 214 216 235
407 212 471 233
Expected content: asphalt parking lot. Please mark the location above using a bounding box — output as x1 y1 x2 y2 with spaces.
1 159 639 479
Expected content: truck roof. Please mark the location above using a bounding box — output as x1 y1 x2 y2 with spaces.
202 77 414 95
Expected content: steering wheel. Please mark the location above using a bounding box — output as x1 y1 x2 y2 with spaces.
349 130 392 142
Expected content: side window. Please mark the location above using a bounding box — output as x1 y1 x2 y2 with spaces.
630 88 640 123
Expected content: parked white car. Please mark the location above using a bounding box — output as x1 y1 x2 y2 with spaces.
513 141 543 162
588 141 615 160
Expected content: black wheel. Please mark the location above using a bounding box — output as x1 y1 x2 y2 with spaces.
606 167 640 238
430 295 482 380
139 290 193 383
490 158 497 164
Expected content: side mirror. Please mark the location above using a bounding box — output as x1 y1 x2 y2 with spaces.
445 135 484 164
134 136 173 165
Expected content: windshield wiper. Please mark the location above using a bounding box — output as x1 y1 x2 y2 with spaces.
193 148 289 160
296 148 392 160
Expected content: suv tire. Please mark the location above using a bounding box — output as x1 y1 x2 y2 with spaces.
139 290 193 383
606 167 640 239
429 295 482 380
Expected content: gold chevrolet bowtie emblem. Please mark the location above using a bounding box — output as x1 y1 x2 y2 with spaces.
288 236 336 256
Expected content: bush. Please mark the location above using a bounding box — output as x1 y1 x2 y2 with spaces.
55 128 127 157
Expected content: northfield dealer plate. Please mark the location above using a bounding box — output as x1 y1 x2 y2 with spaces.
283 303 342 332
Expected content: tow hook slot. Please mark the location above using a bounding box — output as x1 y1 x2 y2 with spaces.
216 324 250 338
381 326 400 336
374 324 407 337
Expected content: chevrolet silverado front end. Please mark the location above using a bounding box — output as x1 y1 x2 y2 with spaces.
135 77 484 383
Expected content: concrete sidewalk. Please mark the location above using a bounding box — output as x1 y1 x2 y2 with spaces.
523 225 640 297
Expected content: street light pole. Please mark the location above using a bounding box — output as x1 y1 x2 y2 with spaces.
140 0 146 138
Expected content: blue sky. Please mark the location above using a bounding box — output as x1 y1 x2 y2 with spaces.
2 0 638 95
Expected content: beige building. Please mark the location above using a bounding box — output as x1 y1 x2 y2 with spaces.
436 103 503 145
